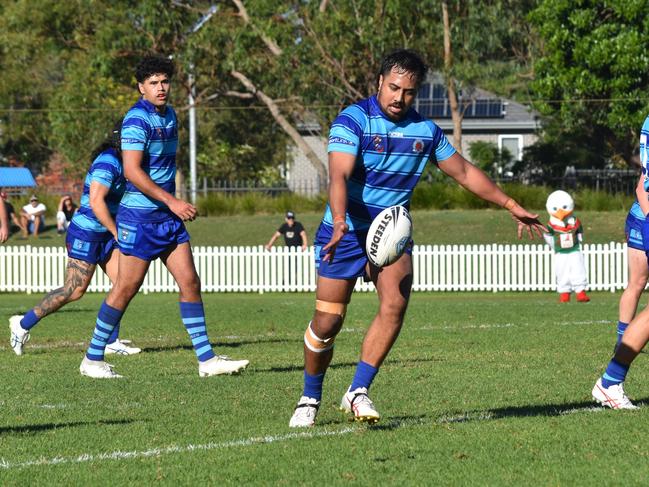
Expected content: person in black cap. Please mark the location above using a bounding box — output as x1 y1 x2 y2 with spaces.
265 211 308 250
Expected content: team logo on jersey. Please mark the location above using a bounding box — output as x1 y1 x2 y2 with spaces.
156 127 163 137
373 136 384 153
412 139 424 153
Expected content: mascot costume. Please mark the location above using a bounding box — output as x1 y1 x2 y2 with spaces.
544 190 590 303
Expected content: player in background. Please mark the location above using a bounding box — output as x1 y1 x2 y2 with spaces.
9 121 141 356
592 114 649 408
289 49 545 427
79 55 248 378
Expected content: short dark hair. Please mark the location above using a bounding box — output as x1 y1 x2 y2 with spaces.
378 49 428 86
135 55 175 83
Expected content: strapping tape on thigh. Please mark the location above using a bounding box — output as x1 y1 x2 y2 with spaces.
304 322 335 353
315 299 347 317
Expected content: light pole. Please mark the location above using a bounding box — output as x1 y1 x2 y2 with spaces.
188 4 218 204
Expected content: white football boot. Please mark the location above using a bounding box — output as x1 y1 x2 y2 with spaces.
340 386 381 423
105 339 142 355
79 357 123 379
289 396 320 428
198 355 249 377
9 315 30 356
592 378 637 410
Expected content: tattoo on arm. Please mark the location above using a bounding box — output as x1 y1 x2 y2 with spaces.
33 259 96 318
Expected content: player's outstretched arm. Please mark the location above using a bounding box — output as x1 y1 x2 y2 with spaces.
439 152 545 239
122 149 196 222
322 151 355 261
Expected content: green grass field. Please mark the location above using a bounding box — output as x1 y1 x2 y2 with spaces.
2 291 649 485
2 209 628 247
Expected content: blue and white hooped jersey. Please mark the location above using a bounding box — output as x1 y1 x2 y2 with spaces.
325 95 456 231
120 98 178 222
68 148 125 241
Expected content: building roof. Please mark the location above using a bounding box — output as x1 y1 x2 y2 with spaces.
0 167 37 187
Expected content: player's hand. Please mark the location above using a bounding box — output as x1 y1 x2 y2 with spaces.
168 198 197 222
0 226 8 243
509 204 545 240
322 221 348 262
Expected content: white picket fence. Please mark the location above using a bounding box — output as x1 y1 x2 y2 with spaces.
0 243 629 294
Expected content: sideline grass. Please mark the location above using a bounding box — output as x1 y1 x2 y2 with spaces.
2 291 649 484
2 209 628 247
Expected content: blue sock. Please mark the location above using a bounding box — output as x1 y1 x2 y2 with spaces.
616 321 628 345
20 310 40 330
601 358 630 388
107 323 120 345
350 361 379 391
86 302 123 361
303 371 325 401
180 302 215 362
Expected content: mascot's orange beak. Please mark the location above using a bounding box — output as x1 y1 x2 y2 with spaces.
553 208 572 220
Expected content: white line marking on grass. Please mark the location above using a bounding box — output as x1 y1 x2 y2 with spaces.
0 426 359 470
558 406 604 416
0 405 606 471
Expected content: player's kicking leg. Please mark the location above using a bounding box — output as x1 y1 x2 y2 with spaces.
9 258 97 355
339 253 413 424
289 276 355 427
162 242 249 376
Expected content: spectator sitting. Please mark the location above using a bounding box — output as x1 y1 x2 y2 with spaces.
21 195 47 238
56 195 77 235
0 189 26 236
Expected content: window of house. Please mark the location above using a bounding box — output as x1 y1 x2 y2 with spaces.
498 135 523 161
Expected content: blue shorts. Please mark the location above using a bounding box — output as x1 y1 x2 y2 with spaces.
65 231 117 265
626 212 645 251
314 223 413 279
116 217 190 261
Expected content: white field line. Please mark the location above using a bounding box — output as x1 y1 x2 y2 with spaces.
0 405 606 471
0 426 360 470
0 320 611 353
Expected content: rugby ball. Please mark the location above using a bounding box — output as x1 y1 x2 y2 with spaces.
365 205 412 267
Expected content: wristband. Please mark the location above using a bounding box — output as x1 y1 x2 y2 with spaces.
503 198 516 210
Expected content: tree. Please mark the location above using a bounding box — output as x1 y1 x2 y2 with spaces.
529 0 649 168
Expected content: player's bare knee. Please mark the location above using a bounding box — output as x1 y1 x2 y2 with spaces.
178 278 201 301
67 286 88 302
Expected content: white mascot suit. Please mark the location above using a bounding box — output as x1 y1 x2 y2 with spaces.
544 190 590 303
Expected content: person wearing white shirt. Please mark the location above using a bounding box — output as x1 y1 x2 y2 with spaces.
21 195 46 237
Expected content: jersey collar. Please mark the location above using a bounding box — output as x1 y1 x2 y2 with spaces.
136 97 165 115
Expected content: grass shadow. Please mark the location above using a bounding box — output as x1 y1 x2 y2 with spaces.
261 356 443 374
142 337 294 354
0 418 139 436
446 397 649 424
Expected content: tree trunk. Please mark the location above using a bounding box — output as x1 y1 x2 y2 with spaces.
442 1 463 154
230 70 328 183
